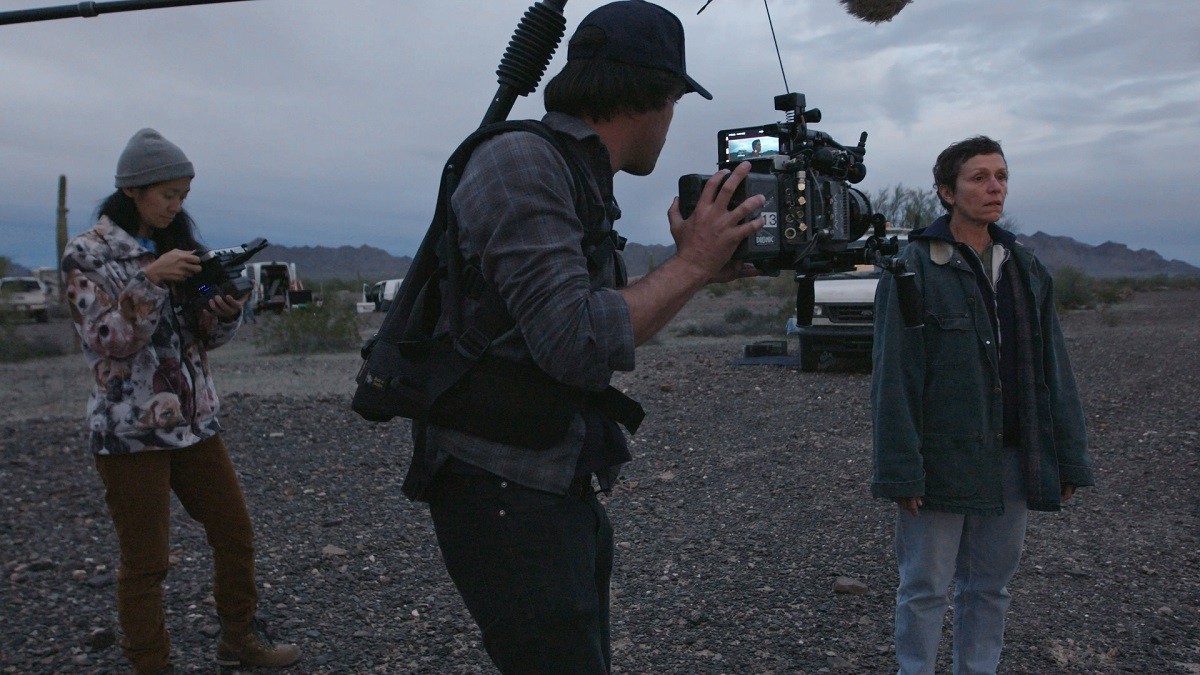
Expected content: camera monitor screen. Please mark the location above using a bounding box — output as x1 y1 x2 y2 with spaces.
719 126 781 166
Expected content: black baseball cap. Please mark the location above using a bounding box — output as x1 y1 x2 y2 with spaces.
568 0 713 100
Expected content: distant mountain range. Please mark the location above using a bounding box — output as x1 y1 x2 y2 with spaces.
260 233 1198 281
5 233 1196 281
1013 232 1200 278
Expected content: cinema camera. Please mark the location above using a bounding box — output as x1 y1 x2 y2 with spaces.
680 93 921 328
680 92 894 276
179 237 268 315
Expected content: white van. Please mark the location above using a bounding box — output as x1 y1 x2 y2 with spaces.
243 261 309 313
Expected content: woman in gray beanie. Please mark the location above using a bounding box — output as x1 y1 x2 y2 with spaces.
60 128 300 674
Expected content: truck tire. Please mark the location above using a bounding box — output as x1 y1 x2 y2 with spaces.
799 337 820 372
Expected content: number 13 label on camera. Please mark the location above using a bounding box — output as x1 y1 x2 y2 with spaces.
755 212 778 246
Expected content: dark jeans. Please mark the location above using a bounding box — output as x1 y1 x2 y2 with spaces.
428 473 614 674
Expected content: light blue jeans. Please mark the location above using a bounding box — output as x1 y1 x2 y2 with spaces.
894 450 1028 674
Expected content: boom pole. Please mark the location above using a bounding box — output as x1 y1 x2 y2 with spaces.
0 0 257 27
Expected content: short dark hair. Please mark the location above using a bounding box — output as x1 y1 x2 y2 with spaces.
545 27 687 122
932 135 1005 212
95 189 202 254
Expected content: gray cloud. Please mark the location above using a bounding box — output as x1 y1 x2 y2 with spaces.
2 0 1198 270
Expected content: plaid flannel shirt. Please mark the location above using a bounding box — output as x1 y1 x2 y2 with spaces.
422 112 636 494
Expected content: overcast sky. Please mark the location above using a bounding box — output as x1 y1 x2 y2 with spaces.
2 0 1198 271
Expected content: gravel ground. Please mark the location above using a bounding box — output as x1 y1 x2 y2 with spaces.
2 290 1197 674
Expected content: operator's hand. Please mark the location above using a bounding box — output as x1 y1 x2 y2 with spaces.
144 249 201 286
896 496 923 517
668 161 765 283
206 293 247 322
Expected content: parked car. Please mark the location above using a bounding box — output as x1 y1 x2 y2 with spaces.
786 266 880 372
0 276 50 323
367 278 404 312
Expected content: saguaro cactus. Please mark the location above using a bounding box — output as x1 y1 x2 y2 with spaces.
56 175 68 302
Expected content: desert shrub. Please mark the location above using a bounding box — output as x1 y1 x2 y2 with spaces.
0 316 66 362
675 321 737 338
763 274 796 298
1053 266 1095 310
677 303 789 338
1098 306 1122 327
706 283 730 298
254 302 361 355
1093 282 1129 307
724 307 753 324
305 277 371 296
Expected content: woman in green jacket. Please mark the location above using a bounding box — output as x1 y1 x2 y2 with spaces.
871 135 1093 674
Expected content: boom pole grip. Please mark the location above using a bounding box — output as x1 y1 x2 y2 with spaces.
480 0 568 126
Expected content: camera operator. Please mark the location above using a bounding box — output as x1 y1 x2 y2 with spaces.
402 2 764 672
870 135 1094 674
61 129 299 674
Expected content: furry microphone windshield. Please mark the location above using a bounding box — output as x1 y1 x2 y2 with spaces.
839 0 912 23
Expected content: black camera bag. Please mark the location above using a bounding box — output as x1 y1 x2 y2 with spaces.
352 120 643 448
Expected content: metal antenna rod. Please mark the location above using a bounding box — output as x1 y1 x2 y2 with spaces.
0 0 258 27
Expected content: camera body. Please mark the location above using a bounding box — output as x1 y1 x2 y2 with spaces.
179 237 269 315
679 93 879 275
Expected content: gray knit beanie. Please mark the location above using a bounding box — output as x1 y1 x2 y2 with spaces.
114 128 195 188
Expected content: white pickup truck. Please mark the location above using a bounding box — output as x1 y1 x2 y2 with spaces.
786 266 880 372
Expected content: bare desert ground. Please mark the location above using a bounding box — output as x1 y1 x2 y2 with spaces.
2 288 1197 673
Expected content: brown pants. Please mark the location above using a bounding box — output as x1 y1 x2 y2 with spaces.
94 434 257 673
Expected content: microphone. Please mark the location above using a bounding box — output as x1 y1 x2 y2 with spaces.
839 0 912 23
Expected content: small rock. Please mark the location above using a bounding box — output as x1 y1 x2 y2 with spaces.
322 545 348 557
85 573 115 588
28 560 56 572
88 628 116 650
833 576 868 595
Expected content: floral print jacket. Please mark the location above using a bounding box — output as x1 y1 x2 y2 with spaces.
62 217 240 454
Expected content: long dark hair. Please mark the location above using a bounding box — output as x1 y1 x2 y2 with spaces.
95 188 203 254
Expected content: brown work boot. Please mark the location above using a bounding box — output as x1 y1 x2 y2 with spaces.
215 617 300 669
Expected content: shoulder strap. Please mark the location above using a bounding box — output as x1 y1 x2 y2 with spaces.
447 120 610 359
368 121 562 346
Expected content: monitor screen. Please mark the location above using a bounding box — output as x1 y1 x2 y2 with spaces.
719 126 781 165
